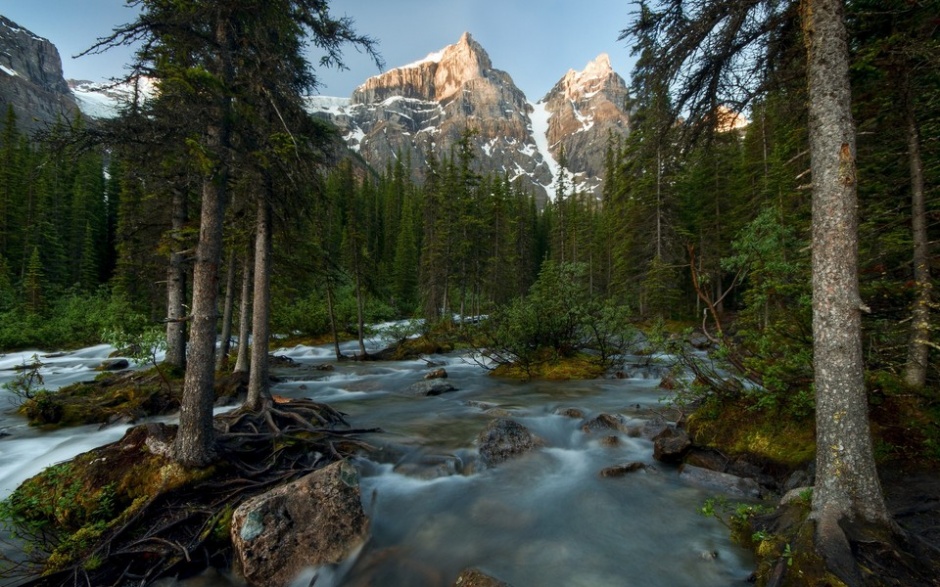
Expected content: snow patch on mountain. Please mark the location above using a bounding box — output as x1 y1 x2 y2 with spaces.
529 100 566 200
70 78 157 119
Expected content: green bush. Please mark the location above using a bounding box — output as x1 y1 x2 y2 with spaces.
479 261 635 374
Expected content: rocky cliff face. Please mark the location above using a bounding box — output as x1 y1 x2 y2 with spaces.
306 33 631 204
538 54 631 196
0 16 80 133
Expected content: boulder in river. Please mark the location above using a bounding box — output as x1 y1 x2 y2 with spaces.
554 407 585 419
600 462 648 478
424 367 448 379
580 413 629 434
230 460 369 587
477 419 542 466
652 427 691 463
409 380 458 396
454 568 514 586
678 464 761 499
97 358 129 371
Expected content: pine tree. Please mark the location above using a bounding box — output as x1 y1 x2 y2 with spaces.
23 246 43 314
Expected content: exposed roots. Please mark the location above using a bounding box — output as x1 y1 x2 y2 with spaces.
5 399 382 587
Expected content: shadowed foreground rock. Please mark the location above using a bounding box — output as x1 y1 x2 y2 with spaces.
652 426 691 463
679 464 761 499
230 460 369 587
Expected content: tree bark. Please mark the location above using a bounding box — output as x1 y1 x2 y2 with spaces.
233 250 252 374
174 16 233 468
354 268 367 356
803 0 892 578
902 78 931 388
174 171 226 467
326 273 343 360
216 247 236 372
246 197 272 410
165 187 187 369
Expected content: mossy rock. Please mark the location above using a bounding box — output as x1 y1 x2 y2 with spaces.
19 366 247 428
491 353 606 381
1 424 212 574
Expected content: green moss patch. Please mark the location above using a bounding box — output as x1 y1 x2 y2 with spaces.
491 353 607 381
688 401 816 470
19 367 246 429
0 424 210 574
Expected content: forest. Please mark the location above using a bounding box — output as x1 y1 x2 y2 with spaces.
0 0 938 585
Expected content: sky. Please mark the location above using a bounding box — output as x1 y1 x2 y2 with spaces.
1 1 640 101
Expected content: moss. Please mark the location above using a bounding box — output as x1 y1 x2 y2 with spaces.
491 353 607 381
688 401 816 469
18 364 249 429
1 424 218 576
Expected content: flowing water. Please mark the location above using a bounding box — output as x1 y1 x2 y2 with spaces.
0 338 755 586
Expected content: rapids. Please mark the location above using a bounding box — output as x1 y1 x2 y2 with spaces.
0 338 755 586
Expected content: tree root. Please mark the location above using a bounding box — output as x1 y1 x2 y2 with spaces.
5 398 382 587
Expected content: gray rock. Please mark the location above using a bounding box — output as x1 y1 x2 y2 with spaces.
555 407 585 419
0 16 81 134
424 367 448 379
626 417 669 440
580 413 629 434
409 380 457 396
477 419 542 466
688 332 712 349
652 427 691 463
98 358 130 371
453 568 513 587
231 461 369 587
783 467 814 492
678 464 761 499
600 462 647 478
780 486 813 506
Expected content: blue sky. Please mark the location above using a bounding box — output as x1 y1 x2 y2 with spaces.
2 0 639 100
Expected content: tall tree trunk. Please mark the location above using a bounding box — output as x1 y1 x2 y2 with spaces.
354 269 367 356
216 247 236 371
246 198 272 410
174 168 227 467
165 188 187 369
174 16 233 468
233 250 252 374
902 80 931 388
803 0 892 579
326 273 343 360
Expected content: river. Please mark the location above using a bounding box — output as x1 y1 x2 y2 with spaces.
0 336 754 586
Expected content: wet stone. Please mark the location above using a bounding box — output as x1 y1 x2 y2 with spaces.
555 407 585 419
477 419 542 466
678 464 761 499
600 462 647 477
97 358 129 371
409 380 457 396
230 461 368 587
600 435 620 447
581 413 629 434
454 568 514 587
424 367 448 379
652 427 691 463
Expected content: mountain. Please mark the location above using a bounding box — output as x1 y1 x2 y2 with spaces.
1 20 632 204
306 33 632 204
538 54 631 196
0 16 81 133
